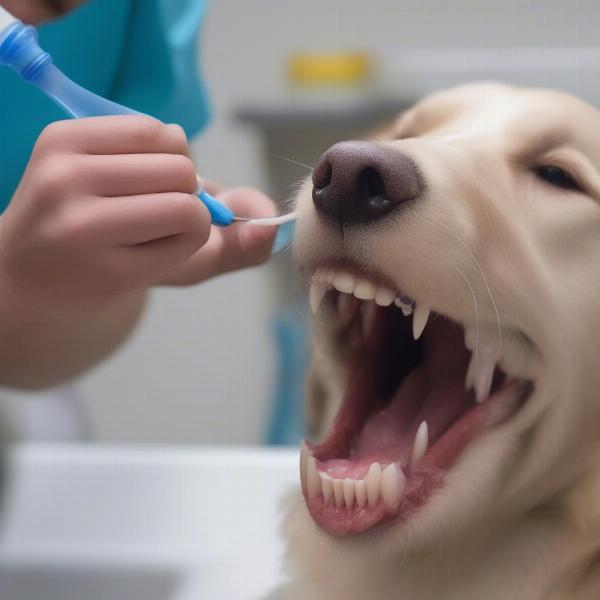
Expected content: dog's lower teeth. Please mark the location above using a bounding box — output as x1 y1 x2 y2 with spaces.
307 456 321 499
355 479 367 508
321 473 333 505
333 478 344 507
343 478 356 507
302 449 408 511
381 464 406 510
411 420 429 466
366 462 382 508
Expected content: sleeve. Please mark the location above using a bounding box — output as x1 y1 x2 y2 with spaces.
109 0 212 138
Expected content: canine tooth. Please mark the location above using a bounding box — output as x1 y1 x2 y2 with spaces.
474 353 497 403
332 272 356 294
412 305 430 340
381 464 406 510
361 301 377 337
343 478 356 508
375 287 395 307
321 473 333 506
465 351 477 391
464 332 499 402
353 280 377 301
366 463 382 508
307 456 321 499
332 478 344 508
299 443 308 492
411 420 429 466
355 479 367 508
309 284 328 314
464 325 477 353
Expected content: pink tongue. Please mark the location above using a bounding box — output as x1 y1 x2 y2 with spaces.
355 318 470 466
317 320 470 480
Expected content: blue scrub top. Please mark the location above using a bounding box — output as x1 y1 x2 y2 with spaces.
0 0 211 211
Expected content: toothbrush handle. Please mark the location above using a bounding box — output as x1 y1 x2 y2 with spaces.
198 191 234 226
0 22 232 226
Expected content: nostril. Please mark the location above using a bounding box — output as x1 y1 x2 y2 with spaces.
312 160 333 189
359 167 386 199
357 167 396 218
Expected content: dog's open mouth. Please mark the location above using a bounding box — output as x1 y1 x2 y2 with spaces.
300 264 535 536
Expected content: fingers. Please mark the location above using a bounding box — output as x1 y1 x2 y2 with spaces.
36 116 189 157
200 178 224 196
116 233 209 289
159 187 278 285
81 153 198 197
67 193 211 246
215 187 278 272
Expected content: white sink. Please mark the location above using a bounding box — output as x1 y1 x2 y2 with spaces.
0 444 299 600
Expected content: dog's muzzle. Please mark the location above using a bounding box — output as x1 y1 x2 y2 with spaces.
312 141 425 225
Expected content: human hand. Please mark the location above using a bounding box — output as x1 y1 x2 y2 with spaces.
0 115 212 319
158 180 277 286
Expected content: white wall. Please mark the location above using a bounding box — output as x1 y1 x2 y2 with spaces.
77 0 600 445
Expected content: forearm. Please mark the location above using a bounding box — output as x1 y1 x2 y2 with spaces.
0 290 147 390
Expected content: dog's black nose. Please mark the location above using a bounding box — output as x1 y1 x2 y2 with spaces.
312 141 424 224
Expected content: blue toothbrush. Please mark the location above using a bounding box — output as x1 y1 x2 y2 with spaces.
0 7 297 231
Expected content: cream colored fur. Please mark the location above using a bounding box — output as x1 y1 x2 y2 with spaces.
273 84 600 599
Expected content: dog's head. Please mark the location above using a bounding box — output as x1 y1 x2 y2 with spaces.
292 83 600 554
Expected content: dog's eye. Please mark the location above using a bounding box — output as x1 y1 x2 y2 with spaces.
534 165 581 191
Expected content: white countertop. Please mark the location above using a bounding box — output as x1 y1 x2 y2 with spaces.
0 444 300 600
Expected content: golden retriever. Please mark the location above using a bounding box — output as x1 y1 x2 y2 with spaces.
273 83 600 599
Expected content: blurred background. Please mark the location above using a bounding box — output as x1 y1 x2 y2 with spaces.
1 2 600 599
3 0 600 447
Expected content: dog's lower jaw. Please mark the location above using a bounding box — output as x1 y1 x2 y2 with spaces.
277 483 600 600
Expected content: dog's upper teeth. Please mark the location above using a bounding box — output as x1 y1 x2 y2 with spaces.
410 420 429 466
374 286 396 307
309 283 328 314
464 329 499 403
464 325 536 399
332 272 356 294
310 268 421 327
412 304 431 340
353 279 377 301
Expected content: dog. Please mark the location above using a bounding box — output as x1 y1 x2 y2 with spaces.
273 83 600 599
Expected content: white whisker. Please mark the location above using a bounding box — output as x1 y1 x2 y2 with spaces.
449 233 502 360
454 266 480 375
272 154 314 171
